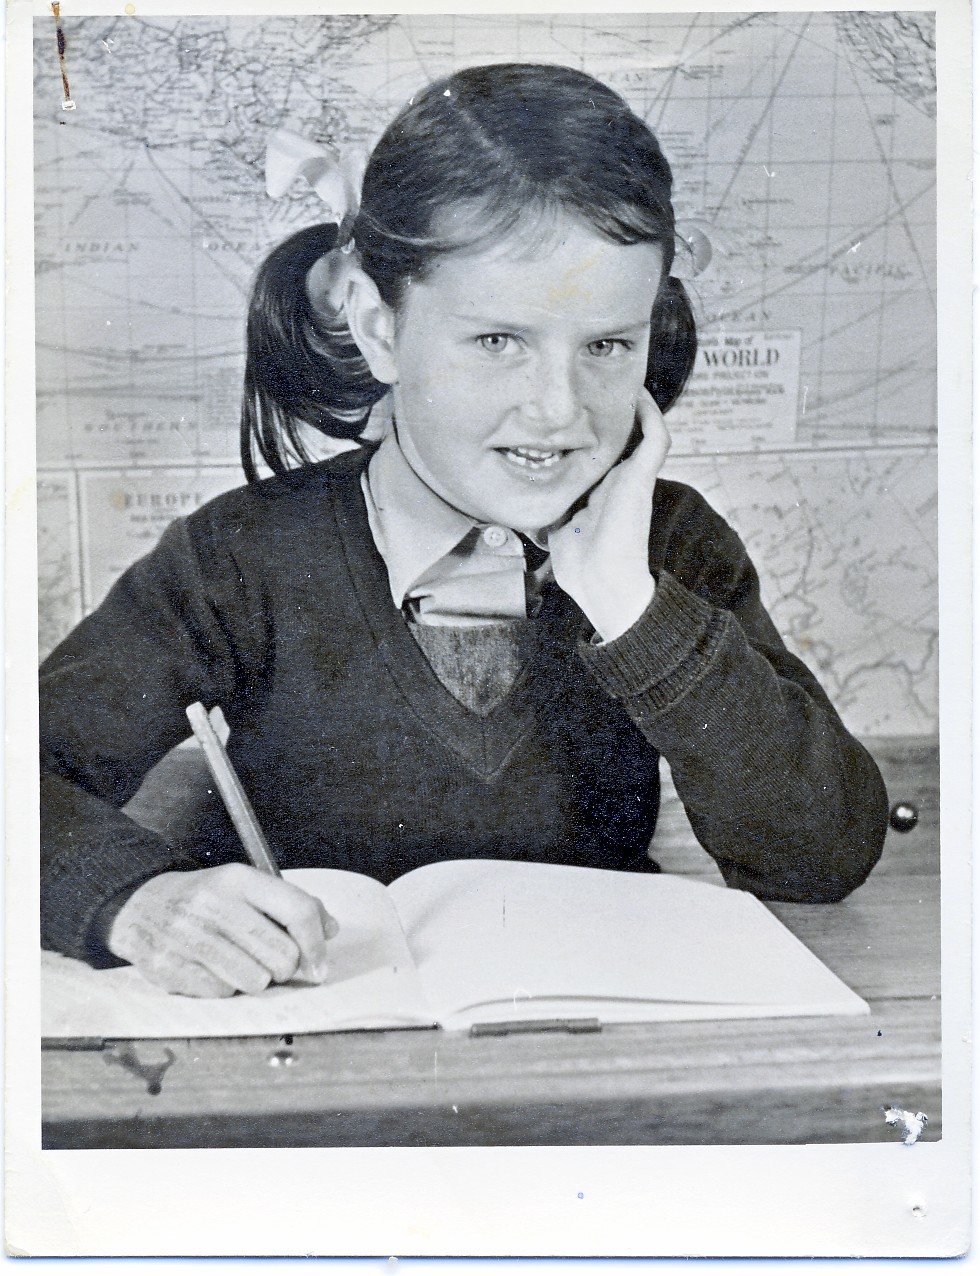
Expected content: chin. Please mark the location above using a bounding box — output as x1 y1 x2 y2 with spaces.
497 504 578 535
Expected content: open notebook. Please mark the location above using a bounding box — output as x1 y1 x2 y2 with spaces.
42 859 868 1039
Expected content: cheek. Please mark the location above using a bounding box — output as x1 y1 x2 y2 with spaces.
586 368 642 427
406 359 487 412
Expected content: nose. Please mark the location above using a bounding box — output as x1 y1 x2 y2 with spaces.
526 350 585 436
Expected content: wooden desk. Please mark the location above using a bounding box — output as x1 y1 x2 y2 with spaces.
41 737 940 1149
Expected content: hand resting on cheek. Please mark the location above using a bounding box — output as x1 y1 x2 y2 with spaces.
547 389 671 644
106 863 339 998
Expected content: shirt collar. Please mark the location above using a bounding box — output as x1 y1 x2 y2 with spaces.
363 429 479 609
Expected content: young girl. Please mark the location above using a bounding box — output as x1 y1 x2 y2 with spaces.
40 63 888 999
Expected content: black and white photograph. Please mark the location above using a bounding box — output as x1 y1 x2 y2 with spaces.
7 0 971 1259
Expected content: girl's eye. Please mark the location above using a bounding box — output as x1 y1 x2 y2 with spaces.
587 339 631 358
477 334 513 353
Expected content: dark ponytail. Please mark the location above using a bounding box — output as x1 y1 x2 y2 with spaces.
647 275 698 413
240 223 387 481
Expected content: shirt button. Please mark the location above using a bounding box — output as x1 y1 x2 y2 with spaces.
482 525 509 549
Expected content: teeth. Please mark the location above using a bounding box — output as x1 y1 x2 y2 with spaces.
502 447 562 469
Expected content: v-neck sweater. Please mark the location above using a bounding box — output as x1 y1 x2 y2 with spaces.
40 448 889 962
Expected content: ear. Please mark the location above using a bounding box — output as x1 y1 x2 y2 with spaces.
343 265 399 385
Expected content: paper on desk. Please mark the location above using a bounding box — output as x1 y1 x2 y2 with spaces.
387 860 870 1029
41 869 435 1039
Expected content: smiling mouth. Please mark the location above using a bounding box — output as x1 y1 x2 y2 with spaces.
498 446 568 470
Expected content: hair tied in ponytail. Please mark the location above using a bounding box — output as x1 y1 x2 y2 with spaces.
264 127 367 231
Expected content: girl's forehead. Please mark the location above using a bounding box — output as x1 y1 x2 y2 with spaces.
430 202 608 265
398 224 663 336
414 215 664 313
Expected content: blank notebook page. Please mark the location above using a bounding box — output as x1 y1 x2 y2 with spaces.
387 859 868 1027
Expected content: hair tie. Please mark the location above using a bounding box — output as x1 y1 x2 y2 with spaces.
673 221 713 281
265 128 368 312
264 127 366 234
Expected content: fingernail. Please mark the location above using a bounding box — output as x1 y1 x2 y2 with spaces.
312 958 330 983
316 900 340 940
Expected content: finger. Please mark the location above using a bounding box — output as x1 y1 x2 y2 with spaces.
170 924 277 996
209 899 302 985
139 949 238 999
165 960 238 999
631 390 671 476
317 897 341 941
232 867 336 982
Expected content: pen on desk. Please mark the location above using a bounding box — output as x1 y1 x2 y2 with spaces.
185 701 281 877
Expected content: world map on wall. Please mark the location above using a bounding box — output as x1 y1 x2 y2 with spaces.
34 12 937 734
661 449 938 735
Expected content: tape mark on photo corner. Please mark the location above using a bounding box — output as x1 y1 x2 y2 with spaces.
51 4 76 111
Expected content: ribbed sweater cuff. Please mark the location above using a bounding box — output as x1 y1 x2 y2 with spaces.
42 822 197 964
578 570 729 712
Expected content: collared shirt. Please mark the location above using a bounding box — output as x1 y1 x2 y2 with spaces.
361 430 551 627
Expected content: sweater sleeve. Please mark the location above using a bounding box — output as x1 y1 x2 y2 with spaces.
578 484 889 903
39 514 257 961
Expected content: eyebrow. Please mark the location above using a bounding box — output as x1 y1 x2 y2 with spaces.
449 313 653 334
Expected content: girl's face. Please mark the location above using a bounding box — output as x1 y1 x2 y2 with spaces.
385 214 665 533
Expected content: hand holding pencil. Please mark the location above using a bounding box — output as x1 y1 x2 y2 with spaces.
104 704 338 999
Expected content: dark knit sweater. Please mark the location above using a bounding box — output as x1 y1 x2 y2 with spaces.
39 448 889 962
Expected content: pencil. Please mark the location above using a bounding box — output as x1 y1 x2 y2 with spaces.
185 701 281 877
